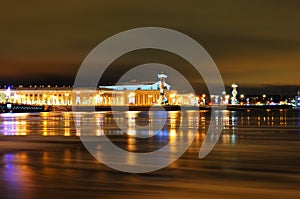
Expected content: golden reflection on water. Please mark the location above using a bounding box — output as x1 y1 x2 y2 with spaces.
0 110 299 199
0 110 298 139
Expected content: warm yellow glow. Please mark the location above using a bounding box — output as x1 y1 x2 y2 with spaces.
64 128 70 136
169 129 177 137
169 93 176 98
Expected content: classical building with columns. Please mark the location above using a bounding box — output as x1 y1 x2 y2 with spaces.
0 73 199 106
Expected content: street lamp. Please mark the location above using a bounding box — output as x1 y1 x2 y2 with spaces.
201 94 206 105
240 94 245 105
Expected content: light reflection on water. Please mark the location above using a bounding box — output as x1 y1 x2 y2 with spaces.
0 109 299 199
0 109 299 138
2 153 33 199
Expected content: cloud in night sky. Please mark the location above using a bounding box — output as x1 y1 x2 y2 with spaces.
0 0 300 93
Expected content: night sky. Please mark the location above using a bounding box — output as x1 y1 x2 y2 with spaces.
1 1 299 95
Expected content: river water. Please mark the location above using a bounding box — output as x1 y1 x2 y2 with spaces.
0 109 299 199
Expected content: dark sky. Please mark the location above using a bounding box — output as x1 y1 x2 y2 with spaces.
0 0 300 94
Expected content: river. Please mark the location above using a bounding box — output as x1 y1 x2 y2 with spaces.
0 109 299 199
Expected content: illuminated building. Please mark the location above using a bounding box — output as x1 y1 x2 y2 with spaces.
0 74 198 106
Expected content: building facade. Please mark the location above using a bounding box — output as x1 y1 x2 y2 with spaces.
0 87 197 106
0 73 198 106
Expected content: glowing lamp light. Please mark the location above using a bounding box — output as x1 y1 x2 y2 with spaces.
5 87 11 98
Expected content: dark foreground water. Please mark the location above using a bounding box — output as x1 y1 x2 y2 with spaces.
0 109 299 199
